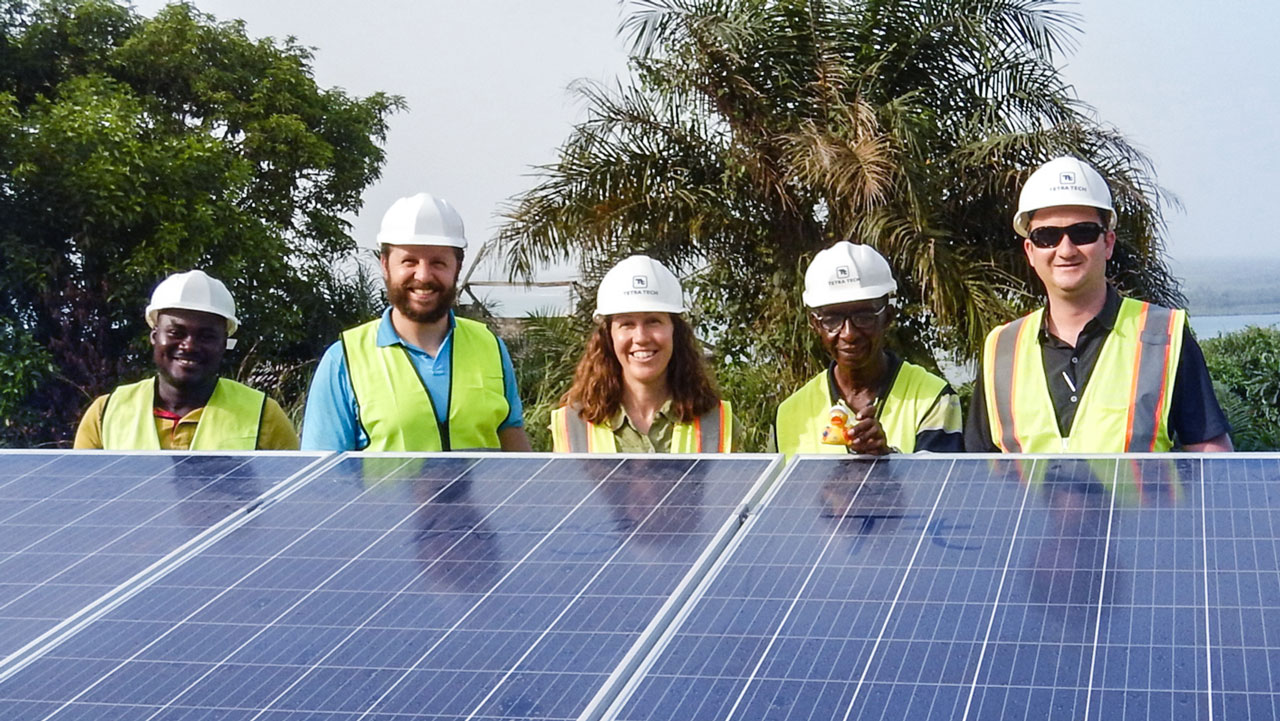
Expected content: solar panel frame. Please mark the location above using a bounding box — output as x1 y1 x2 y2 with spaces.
0 450 335 685
4 450 1276 721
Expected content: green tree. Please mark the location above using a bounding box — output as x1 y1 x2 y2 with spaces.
1201 326 1280 451
496 0 1181 450
0 0 401 446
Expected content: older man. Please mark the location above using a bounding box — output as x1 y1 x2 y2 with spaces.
301 192 530 451
772 241 963 456
965 156 1231 453
74 270 297 450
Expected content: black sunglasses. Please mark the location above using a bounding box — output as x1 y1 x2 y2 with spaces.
1027 222 1105 249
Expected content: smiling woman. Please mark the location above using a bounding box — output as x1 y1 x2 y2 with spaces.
550 256 737 453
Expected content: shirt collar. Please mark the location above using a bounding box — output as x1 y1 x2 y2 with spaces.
824 351 902 408
608 398 676 432
376 307 456 349
1039 284 1121 341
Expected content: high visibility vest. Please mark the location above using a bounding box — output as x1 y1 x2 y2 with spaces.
549 401 733 453
101 377 265 450
341 317 509 452
982 298 1184 453
775 362 948 456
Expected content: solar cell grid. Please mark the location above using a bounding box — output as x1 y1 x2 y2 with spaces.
3 452 1276 721
611 456 966 721
0 453 778 721
1202 457 1280 718
607 455 1272 721
0 452 323 668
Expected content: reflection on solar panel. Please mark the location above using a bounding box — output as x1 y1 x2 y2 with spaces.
606 455 1280 721
0 451 326 670
0 453 780 720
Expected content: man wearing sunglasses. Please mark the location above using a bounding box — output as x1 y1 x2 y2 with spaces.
966 156 1231 453
772 241 963 456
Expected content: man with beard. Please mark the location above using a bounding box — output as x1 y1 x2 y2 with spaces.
771 242 962 456
74 270 298 450
301 192 530 451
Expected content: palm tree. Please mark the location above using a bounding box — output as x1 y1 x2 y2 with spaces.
494 0 1181 449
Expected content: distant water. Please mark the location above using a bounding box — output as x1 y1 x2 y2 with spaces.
1190 313 1280 338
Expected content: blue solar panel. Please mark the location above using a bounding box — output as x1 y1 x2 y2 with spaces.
0 453 780 720
0 451 327 670
1202 457 1280 718
606 455 1274 721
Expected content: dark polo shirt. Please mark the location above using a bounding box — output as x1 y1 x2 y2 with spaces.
965 286 1229 451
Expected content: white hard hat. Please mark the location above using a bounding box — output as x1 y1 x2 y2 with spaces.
145 270 240 348
594 255 685 316
1013 156 1116 237
803 241 897 308
376 192 467 248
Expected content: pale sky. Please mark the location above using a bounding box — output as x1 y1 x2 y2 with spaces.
130 0 1276 310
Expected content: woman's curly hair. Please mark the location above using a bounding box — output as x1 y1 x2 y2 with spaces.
561 314 721 424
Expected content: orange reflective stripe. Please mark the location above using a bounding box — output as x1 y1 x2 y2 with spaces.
1126 303 1179 452
1124 302 1151 451
719 401 728 452
1141 308 1177 450
1150 308 1179 447
988 317 1031 453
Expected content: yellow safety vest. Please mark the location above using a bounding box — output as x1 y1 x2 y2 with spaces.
549 401 733 453
775 362 948 456
341 317 509 451
101 377 265 450
982 298 1184 453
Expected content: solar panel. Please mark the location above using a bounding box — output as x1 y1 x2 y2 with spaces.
1202 457 1280 718
0 451 328 671
604 455 1279 721
0 453 780 720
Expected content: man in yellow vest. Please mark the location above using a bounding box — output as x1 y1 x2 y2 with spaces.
74 270 298 450
300 192 531 452
773 242 963 456
966 156 1232 453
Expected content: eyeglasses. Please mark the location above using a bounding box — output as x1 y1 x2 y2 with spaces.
812 305 887 333
1027 222 1105 249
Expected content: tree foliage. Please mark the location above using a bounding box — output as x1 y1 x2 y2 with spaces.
496 0 1181 450
0 0 401 445
1201 327 1280 451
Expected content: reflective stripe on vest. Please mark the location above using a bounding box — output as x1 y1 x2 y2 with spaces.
775 362 948 457
341 316 509 452
983 299 1184 453
101 377 265 450
550 401 732 453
